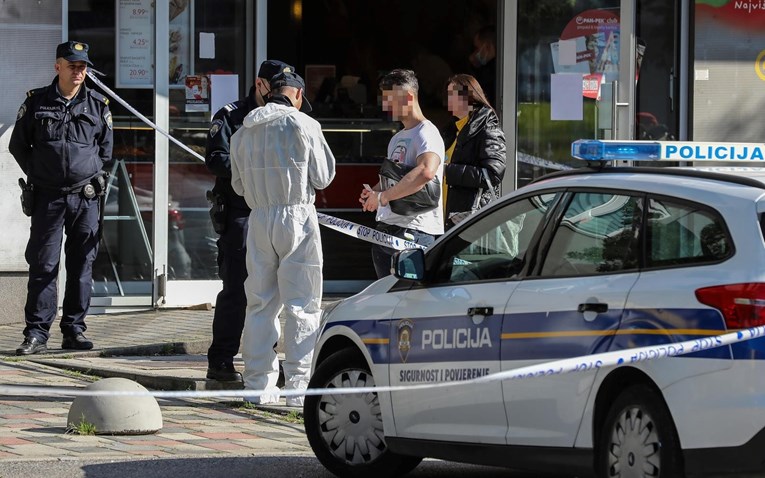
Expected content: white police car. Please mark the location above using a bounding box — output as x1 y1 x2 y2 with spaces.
304 140 765 478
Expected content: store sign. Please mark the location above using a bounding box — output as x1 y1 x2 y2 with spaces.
116 0 192 88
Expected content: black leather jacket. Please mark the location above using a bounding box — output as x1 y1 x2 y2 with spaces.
9 77 113 190
205 87 258 210
443 105 506 216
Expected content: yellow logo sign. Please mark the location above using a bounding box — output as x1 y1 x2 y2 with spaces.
74 43 84 51
756 50 765 81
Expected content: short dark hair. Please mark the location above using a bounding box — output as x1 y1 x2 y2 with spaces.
379 69 419 93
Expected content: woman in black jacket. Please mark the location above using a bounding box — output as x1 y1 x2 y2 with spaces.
443 74 506 229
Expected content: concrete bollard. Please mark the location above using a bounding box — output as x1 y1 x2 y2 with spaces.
67 377 163 435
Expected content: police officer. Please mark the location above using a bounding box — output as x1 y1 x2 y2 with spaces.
9 41 113 355
205 60 294 382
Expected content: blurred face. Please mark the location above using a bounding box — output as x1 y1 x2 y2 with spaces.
447 82 471 119
380 86 411 121
55 59 87 89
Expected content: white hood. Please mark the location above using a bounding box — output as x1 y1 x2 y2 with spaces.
242 102 295 128
230 102 336 208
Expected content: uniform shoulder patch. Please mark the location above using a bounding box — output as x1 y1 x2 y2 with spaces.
26 87 46 98
16 103 27 122
209 119 224 138
104 111 113 130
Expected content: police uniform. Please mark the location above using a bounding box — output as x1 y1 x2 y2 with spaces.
205 60 294 381
8 41 113 355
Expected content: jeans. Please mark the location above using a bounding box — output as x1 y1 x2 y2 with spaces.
371 222 436 279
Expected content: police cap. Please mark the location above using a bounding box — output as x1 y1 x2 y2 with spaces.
270 71 312 113
56 41 92 66
257 60 293 81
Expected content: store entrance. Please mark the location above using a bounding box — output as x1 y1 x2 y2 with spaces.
514 0 682 185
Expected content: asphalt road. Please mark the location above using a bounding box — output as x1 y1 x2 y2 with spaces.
0 455 568 478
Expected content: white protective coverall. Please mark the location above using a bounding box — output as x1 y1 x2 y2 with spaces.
230 101 336 404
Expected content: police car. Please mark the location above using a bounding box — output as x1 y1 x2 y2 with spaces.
304 140 765 478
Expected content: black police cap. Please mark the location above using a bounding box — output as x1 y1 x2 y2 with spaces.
56 41 92 66
271 71 312 113
257 60 293 81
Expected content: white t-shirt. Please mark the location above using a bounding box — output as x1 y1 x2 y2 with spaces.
376 120 445 235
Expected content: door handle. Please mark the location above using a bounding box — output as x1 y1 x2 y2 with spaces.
577 303 608 314
467 307 493 317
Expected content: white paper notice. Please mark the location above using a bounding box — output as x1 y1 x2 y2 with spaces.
199 32 215 59
558 39 577 65
551 73 583 121
210 74 239 115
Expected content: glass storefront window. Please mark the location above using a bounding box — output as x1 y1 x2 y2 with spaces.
516 1 620 186
266 0 499 282
69 1 248 296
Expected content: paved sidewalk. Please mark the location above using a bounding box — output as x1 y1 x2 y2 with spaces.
0 302 349 465
0 360 311 462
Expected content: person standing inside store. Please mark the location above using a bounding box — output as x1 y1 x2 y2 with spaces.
230 70 335 406
204 60 295 382
359 69 445 278
442 74 506 229
9 41 113 355
469 25 498 107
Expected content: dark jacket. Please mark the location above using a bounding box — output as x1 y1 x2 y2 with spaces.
443 104 506 216
205 87 258 210
9 77 113 190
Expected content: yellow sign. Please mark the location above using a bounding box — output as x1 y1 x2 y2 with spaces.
756 50 765 81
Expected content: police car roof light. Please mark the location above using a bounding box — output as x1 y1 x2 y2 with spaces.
571 140 661 161
572 139 765 162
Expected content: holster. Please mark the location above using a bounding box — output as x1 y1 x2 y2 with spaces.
206 190 226 234
18 178 34 217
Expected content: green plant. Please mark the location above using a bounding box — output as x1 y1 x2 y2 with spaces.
67 414 97 435
285 410 303 424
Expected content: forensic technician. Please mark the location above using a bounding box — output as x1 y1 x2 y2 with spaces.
9 41 113 355
205 60 294 383
230 71 335 406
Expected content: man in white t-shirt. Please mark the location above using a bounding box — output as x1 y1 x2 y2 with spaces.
359 69 445 278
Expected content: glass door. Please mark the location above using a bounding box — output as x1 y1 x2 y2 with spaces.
162 0 251 307
513 0 681 186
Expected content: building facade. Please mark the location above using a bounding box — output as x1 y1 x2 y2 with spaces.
0 0 762 321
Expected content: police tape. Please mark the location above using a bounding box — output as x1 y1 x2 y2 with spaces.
86 70 205 163
317 213 425 251
1 323 763 399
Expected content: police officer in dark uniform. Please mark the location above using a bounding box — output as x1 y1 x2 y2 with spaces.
205 60 294 381
9 41 113 355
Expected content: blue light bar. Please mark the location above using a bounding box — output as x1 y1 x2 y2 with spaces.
572 139 765 162
572 140 661 161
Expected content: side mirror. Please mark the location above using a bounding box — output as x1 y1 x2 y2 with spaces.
392 248 426 281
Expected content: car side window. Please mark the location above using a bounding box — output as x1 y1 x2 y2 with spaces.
646 197 731 267
540 192 642 277
431 193 558 284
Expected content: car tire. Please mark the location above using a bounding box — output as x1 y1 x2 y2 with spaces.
304 348 422 478
597 384 684 478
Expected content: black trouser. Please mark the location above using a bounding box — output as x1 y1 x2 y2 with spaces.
207 207 250 366
371 223 437 279
24 190 100 342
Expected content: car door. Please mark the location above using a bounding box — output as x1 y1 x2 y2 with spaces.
389 192 559 443
502 191 643 447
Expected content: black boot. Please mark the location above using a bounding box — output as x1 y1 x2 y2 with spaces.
207 362 243 382
16 337 48 356
61 333 94 350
